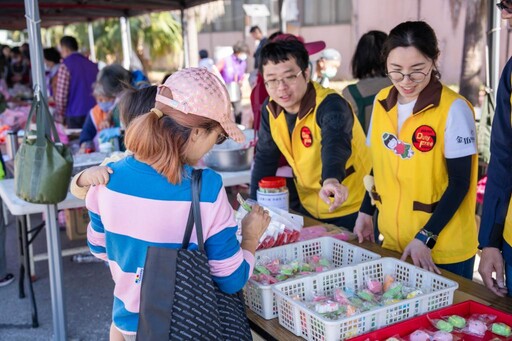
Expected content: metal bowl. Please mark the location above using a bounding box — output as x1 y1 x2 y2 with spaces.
203 146 254 172
202 128 255 172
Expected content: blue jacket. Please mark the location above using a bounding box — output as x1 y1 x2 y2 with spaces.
479 57 512 263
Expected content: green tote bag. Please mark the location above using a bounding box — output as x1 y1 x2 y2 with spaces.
14 92 73 204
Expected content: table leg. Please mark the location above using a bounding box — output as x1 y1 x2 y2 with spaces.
18 215 39 327
44 205 67 340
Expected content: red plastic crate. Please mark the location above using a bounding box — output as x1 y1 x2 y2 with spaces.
348 300 512 341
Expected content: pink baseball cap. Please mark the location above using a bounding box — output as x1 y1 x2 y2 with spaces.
156 67 245 143
272 33 326 55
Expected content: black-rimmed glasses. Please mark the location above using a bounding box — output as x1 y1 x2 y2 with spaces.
264 70 303 90
215 132 228 145
386 65 433 83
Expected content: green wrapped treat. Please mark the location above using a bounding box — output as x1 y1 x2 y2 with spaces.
448 315 466 328
436 320 453 332
382 283 403 300
492 322 512 337
255 265 270 275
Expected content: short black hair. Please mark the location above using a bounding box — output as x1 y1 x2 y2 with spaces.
250 26 261 34
351 30 388 79
43 47 61 64
199 49 208 59
60 36 79 52
259 37 309 75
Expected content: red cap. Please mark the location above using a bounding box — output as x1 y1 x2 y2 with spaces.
272 33 326 56
259 176 287 189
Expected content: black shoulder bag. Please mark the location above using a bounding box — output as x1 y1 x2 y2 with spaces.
137 169 252 341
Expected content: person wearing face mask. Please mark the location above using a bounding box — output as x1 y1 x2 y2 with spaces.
79 64 132 153
217 41 249 124
313 48 341 88
354 21 478 279
6 46 31 89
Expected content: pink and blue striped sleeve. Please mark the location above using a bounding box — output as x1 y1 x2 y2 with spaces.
85 186 108 261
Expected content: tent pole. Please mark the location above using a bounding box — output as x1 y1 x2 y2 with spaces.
88 21 97 63
120 17 131 70
181 8 190 68
489 0 501 99
24 1 67 340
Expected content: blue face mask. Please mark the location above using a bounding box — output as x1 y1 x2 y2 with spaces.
98 101 115 113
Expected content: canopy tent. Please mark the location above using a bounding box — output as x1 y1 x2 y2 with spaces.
0 0 216 30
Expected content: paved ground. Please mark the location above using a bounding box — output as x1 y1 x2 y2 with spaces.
0 213 114 341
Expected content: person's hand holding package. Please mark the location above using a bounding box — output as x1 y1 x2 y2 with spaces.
319 178 349 212
240 204 271 254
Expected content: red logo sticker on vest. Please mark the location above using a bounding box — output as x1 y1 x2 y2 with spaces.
301 126 313 147
412 125 436 152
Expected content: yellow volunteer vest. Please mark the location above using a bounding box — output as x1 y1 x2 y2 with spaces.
504 91 512 247
371 84 478 264
267 82 371 220
505 200 512 247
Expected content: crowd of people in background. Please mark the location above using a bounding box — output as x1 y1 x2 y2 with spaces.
0 10 512 338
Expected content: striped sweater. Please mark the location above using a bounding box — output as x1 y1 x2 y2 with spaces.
86 156 254 334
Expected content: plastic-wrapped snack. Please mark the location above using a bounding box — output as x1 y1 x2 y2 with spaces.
366 278 383 294
435 320 454 333
314 300 339 314
383 274 395 292
382 282 403 300
333 288 351 305
447 315 466 329
357 289 375 302
409 329 431 341
491 322 512 337
462 314 497 337
465 319 488 337
432 331 453 341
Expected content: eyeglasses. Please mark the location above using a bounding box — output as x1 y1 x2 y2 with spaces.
386 65 433 83
264 70 303 90
215 132 228 145
497 1 512 13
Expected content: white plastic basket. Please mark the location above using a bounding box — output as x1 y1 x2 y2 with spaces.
244 237 380 319
272 257 459 340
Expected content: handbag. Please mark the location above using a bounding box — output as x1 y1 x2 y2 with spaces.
137 169 252 341
14 91 73 204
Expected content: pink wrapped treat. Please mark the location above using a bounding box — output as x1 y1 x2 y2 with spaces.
466 319 487 336
409 330 430 341
367 278 383 294
334 288 351 305
432 331 453 341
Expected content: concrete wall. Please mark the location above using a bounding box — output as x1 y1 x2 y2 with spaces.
197 0 507 86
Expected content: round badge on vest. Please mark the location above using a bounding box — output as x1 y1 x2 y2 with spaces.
412 125 436 152
301 126 313 147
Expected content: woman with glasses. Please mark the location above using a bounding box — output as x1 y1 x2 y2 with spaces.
354 21 478 279
250 37 371 231
479 1 512 297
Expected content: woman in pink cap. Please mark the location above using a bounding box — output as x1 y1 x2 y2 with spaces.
85 67 270 341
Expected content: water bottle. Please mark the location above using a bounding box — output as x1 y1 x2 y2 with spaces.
71 253 102 263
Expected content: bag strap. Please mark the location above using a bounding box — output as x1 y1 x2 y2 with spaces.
23 91 61 147
181 169 204 250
